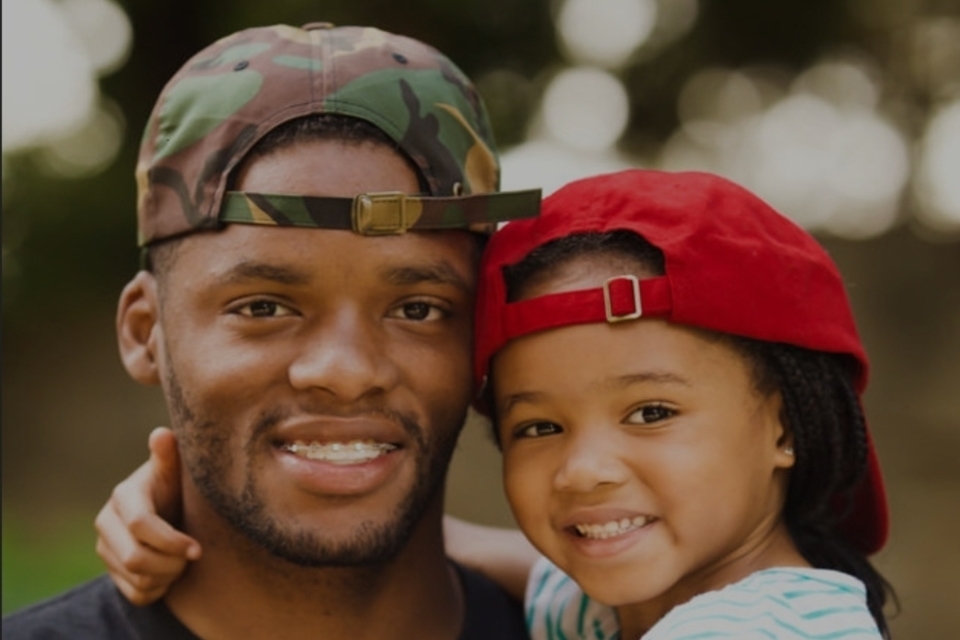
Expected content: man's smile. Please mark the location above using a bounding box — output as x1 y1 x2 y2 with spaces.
282 440 398 465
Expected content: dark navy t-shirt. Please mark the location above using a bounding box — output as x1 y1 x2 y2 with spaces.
3 563 528 639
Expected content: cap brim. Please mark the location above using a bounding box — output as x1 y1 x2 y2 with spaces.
838 426 889 555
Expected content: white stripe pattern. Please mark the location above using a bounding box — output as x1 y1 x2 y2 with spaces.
525 558 882 640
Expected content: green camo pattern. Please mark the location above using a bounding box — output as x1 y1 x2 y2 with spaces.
136 23 524 246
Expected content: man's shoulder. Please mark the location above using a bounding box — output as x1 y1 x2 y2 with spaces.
3 576 124 639
2 575 198 640
455 562 530 640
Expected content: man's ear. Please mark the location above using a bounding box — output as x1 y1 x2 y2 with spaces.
117 271 162 385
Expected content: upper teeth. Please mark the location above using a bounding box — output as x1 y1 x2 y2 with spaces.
574 516 650 539
283 440 396 465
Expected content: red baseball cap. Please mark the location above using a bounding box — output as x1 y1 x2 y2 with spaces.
474 169 888 555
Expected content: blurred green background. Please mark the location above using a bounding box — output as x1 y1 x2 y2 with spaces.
3 0 959 635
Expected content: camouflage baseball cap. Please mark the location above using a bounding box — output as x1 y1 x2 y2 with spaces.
136 22 540 246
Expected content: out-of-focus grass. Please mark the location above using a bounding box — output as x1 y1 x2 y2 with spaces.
2 511 104 615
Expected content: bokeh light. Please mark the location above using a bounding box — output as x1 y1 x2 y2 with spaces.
542 66 630 152
2 0 98 152
59 0 132 75
915 99 960 235
556 0 657 68
660 58 910 238
909 16 960 100
500 138 633 196
1 0 131 173
36 98 126 179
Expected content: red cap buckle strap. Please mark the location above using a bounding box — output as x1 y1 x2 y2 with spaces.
498 275 671 344
603 275 642 322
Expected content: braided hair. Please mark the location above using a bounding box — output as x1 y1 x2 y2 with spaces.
495 230 896 636
735 339 896 636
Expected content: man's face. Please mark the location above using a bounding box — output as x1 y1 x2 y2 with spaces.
149 139 477 566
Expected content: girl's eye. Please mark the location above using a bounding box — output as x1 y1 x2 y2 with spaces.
626 403 675 425
390 301 446 321
516 422 562 439
235 300 294 318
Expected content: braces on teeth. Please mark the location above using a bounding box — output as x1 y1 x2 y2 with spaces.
283 440 397 464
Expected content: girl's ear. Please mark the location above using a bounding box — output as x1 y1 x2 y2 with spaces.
117 271 162 385
767 391 796 469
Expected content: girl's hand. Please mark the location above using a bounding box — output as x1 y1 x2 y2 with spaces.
94 427 200 605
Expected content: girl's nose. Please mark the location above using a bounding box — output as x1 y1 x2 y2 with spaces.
553 431 631 494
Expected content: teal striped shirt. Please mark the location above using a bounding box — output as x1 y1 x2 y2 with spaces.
525 558 882 639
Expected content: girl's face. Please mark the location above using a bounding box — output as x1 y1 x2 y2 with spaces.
492 257 800 621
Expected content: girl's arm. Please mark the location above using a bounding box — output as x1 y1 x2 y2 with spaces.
94 427 200 605
443 514 540 602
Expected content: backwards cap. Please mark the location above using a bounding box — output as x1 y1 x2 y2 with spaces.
136 23 539 246
474 169 888 555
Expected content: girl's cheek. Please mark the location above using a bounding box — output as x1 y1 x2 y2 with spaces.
504 459 547 523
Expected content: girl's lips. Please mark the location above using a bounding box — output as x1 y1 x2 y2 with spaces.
572 515 653 540
559 507 656 532
558 507 658 557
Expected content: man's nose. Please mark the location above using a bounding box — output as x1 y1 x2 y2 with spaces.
287 312 399 402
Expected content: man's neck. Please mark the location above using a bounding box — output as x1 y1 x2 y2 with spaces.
164 495 463 640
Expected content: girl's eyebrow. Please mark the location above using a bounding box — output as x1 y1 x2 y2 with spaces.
498 372 690 415
497 390 546 416
608 371 691 389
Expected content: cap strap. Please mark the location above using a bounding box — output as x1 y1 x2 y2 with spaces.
219 189 541 235
501 276 671 342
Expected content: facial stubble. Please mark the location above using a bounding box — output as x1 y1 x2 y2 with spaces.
163 357 463 568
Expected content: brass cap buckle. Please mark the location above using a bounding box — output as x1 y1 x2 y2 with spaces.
352 192 411 235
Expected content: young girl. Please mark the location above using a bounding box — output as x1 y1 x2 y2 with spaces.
96 170 894 637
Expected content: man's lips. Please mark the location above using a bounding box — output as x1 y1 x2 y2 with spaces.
267 416 413 495
271 415 410 453
282 440 398 465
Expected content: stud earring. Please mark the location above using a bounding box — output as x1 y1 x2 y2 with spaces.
784 446 794 456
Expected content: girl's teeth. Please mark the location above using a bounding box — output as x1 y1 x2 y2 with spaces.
283 440 397 465
574 516 650 539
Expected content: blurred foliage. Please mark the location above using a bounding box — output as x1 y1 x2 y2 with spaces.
1 512 102 615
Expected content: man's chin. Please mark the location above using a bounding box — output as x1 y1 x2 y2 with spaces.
242 518 417 567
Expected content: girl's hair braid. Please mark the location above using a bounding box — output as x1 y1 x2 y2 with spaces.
737 340 895 637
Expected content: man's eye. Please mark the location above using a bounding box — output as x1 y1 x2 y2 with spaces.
391 302 445 321
235 300 294 318
516 422 562 439
626 404 674 425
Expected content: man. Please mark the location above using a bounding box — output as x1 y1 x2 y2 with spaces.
3 22 538 639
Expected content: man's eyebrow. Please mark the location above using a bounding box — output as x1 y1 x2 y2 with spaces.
216 261 311 286
382 263 472 292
